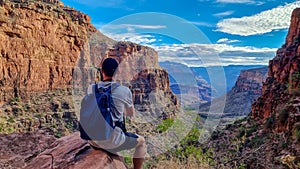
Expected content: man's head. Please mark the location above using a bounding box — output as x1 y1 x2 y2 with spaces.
101 58 119 77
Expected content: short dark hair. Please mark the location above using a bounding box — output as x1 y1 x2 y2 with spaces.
101 58 118 77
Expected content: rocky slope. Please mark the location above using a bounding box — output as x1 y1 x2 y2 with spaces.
206 8 300 169
199 67 268 119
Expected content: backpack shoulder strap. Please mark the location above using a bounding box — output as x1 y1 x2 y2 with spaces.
97 82 121 93
110 82 120 91
92 84 100 94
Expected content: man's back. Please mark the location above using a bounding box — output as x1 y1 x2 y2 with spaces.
87 82 133 123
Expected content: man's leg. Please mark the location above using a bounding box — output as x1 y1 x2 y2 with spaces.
133 136 146 169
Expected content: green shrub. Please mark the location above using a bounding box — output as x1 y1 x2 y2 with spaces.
279 142 289 149
124 156 133 167
291 70 300 82
246 124 258 137
296 129 300 142
156 118 174 133
266 114 275 129
13 97 20 102
247 136 265 148
7 117 15 123
54 131 62 138
211 131 219 140
279 109 289 124
238 163 247 169
237 126 245 138
251 137 265 147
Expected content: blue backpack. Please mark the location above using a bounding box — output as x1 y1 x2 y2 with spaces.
79 83 125 141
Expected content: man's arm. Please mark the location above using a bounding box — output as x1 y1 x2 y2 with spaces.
124 106 134 118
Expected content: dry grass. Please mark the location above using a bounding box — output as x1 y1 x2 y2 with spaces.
147 156 212 169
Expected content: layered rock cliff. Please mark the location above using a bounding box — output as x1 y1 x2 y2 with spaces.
206 8 300 169
225 67 268 117
251 8 300 133
199 67 268 120
0 0 97 101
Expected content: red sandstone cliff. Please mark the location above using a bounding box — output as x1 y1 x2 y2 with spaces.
0 0 98 101
251 8 300 133
207 8 300 169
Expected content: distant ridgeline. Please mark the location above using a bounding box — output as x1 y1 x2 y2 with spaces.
190 65 266 96
160 61 266 103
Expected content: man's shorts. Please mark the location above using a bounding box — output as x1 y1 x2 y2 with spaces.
90 132 139 154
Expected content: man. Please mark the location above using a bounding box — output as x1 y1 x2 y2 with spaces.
87 58 146 169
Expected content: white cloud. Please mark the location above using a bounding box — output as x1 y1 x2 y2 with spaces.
120 24 167 29
216 1 300 36
105 32 159 45
150 43 276 67
217 38 240 43
185 21 214 27
213 11 234 17
103 31 276 66
100 24 166 44
102 24 166 31
216 0 252 2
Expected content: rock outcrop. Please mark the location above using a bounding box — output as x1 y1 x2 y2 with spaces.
225 67 268 117
233 67 268 95
23 132 127 169
0 131 127 169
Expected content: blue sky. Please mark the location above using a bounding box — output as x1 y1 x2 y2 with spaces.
61 0 300 66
